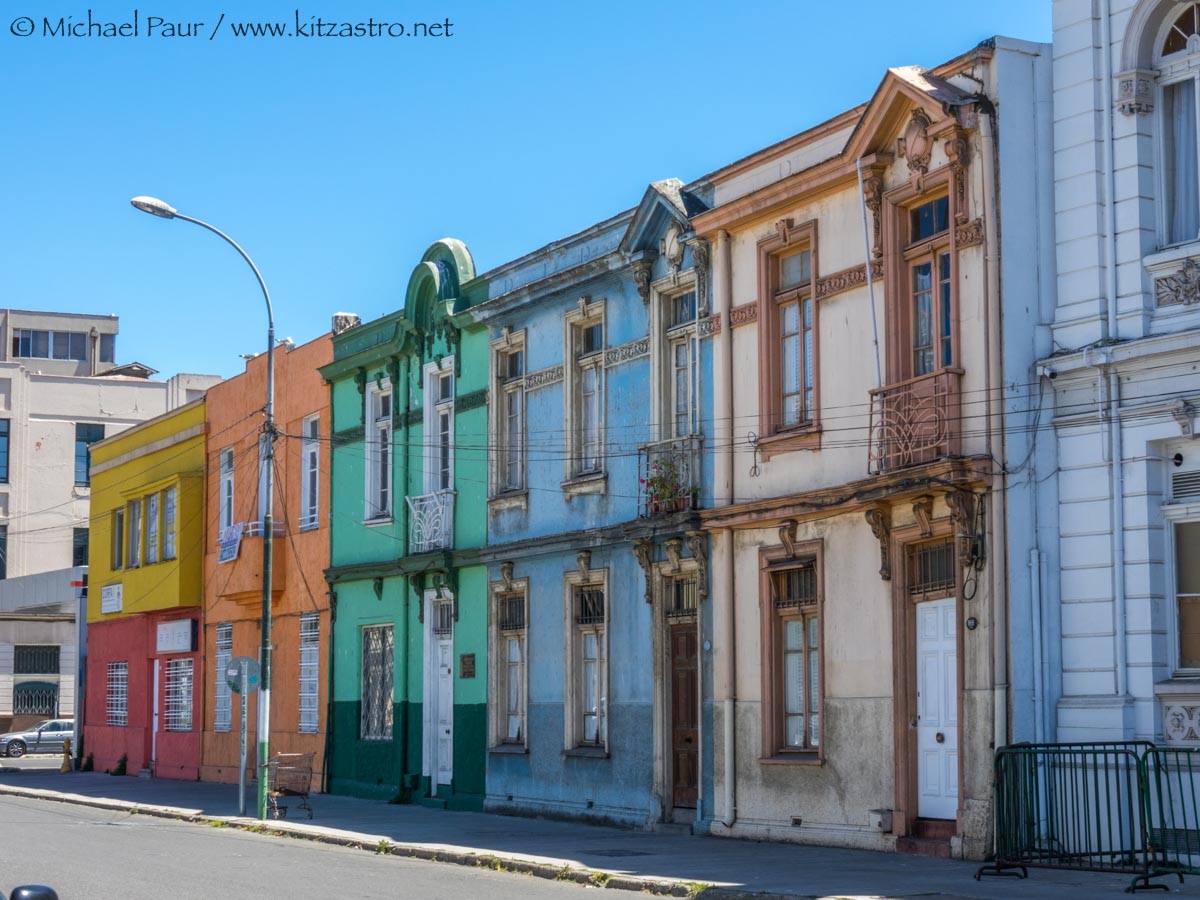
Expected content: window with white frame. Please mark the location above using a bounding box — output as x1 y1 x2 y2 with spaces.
163 485 177 560
127 499 142 568
300 414 320 530
493 588 527 745
576 586 607 745
424 363 454 494
299 612 320 733
361 624 394 740
667 289 699 438
214 622 232 732
564 302 606 481
164 658 194 732
365 381 392 520
145 492 159 565
219 447 235 531
1169 454 1200 671
106 661 128 726
111 508 124 569
1159 2 1200 245
492 338 526 495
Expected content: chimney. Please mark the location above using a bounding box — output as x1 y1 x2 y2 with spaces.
332 312 361 335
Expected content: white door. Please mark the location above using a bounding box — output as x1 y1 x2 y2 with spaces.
425 596 454 795
436 636 454 787
151 659 160 769
916 597 958 820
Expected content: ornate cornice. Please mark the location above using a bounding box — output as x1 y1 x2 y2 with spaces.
955 218 985 249
698 314 721 338
605 337 649 367
815 260 885 301
525 364 563 390
729 302 758 328
458 388 488 413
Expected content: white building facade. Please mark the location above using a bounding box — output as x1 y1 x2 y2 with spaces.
1046 0 1200 744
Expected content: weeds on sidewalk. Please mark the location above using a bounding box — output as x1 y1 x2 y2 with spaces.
375 839 393 855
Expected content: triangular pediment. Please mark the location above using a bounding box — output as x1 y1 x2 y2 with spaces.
842 66 977 161
619 178 709 255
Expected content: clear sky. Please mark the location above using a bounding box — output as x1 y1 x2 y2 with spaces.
1 1 1051 380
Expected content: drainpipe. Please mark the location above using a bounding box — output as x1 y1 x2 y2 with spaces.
397 355 412 794
980 106 1010 751
1029 550 1045 743
713 228 737 828
1100 0 1118 343
322 586 337 793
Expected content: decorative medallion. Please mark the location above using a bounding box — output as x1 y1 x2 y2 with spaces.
662 222 685 277
1156 258 1200 307
898 109 934 191
955 219 985 249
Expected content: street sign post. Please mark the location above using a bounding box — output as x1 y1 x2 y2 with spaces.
227 656 260 816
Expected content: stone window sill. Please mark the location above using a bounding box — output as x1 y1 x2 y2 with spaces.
1145 240 1200 274
561 472 607 498
759 752 823 766
489 743 529 755
488 491 528 513
363 516 393 527
563 745 609 759
757 426 822 461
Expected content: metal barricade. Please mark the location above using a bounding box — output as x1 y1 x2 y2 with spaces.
977 742 1154 886
1141 747 1200 890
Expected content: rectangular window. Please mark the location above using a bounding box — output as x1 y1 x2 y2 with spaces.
574 586 607 746
145 492 159 565
106 661 128 727
127 499 141 568
163 486 177 560
906 194 954 378
580 362 603 473
765 243 816 433
13 330 87 361
1177 521 1200 669
111 509 124 569
214 622 232 732
361 625 394 740
299 612 320 734
99 333 115 364
496 345 525 493
666 289 700 439
495 591 526 744
164 658 194 732
300 414 320 530
564 306 606 482
0 524 7 580
365 384 392 520
428 370 454 493
772 564 820 752
13 645 59 674
1163 78 1200 246
72 527 88 568
219 448 235 531
74 423 105 486
0 419 10 484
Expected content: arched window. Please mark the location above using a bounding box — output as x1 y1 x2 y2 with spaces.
1159 2 1200 244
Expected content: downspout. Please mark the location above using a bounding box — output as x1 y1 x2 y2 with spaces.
322 586 337 793
1098 0 1130 709
1029 551 1045 743
714 228 737 828
398 355 412 795
694 243 706 826
980 106 1010 751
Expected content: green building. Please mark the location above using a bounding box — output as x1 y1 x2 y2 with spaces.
321 239 489 807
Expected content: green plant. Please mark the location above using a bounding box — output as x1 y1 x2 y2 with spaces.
640 456 694 514
375 839 393 855
110 754 127 777
81 753 94 772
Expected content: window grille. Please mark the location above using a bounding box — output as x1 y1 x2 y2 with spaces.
14 645 59 675
299 613 319 734
666 576 698 619
432 600 454 637
107 661 128 726
13 683 57 716
575 587 605 625
360 625 394 741
164 658 194 732
907 540 956 597
214 623 232 732
496 593 525 632
772 566 817 610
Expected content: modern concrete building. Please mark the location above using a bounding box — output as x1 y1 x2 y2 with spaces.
1041 0 1200 745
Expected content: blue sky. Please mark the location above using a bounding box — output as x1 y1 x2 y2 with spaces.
1 1 1050 379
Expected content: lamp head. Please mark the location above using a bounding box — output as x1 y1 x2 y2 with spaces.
130 196 177 219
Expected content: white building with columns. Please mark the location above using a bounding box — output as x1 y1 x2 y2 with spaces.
1044 0 1200 743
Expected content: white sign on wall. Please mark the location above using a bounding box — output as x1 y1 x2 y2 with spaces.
100 584 123 614
156 619 194 654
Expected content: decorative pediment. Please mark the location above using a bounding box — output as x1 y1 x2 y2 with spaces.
404 239 478 331
619 178 709 256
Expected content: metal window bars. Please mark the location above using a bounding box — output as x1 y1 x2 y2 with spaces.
666 576 699 619
214 623 232 732
575 587 605 625
13 645 60 675
13 682 58 716
772 566 817 610
164 658 194 732
432 601 454 638
497 593 525 632
106 661 128 726
907 540 956 598
360 625 394 741
298 613 319 734
407 490 454 554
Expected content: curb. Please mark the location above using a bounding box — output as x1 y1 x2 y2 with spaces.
0 784 792 899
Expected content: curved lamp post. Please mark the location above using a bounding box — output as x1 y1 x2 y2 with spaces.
130 196 275 820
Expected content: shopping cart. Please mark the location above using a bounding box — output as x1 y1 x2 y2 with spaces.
263 752 314 819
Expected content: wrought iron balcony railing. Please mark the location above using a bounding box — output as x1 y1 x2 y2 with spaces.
638 435 702 518
867 368 962 475
407 489 455 554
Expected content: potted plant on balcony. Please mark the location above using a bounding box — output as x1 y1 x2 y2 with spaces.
640 457 694 517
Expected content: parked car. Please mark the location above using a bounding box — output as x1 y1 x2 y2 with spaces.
0 719 73 757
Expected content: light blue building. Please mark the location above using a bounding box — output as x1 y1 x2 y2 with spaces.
469 180 717 828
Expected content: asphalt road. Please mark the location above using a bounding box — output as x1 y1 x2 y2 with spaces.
0 795 596 900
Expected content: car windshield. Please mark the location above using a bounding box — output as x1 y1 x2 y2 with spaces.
33 721 51 731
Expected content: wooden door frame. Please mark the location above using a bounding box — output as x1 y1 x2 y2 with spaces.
651 555 701 820
422 589 455 795
890 513 965 837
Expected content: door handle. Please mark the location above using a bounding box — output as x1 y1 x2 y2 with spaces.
910 718 918 728
936 732 945 744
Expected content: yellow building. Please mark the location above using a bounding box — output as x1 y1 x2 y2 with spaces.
84 398 207 779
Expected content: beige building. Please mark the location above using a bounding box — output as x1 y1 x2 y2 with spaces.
695 39 1054 859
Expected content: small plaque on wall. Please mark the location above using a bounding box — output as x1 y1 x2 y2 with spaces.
460 653 475 679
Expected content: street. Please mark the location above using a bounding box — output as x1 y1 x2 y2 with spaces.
0 795 590 900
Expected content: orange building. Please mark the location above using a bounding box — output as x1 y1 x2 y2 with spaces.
199 334 331 789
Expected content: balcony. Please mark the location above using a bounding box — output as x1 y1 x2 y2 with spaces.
868 369 962 475
216 521 288 605
407 490 455 554
638 435 702 518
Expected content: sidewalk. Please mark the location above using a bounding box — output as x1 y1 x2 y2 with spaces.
1 767 1196 898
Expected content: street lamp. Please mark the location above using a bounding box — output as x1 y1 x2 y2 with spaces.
130 195 276 820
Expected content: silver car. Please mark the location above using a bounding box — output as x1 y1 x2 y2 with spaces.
0 719 74 757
